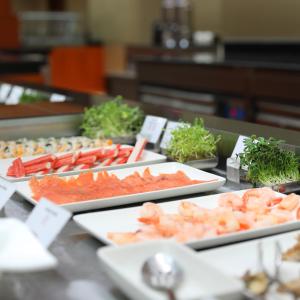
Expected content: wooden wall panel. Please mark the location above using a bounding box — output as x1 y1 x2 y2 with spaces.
50 46 105 93
138 62 249 96
251 69 300 102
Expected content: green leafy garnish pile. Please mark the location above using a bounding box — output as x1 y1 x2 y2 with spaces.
19 91 48 104
239 135 300 185
166 118 220 163
80 96 144 139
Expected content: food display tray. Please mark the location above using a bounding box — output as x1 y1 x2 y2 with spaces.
72 190 300 250
0 146 166 182
15 162 226 212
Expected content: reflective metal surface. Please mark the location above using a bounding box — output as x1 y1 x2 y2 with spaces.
142 253 183 300
0 114 82 140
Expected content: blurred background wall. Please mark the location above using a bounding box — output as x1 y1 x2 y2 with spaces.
87 0 300 43
222 0 300 38
87 0 161 44
87 0 222 44
11 0 300 45
12 0 47 10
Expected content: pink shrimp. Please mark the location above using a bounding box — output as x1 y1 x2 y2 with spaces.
174 223 204 243
278 194 300 211
267 197 283 207
138 202 163 225
216 211 240 234
134 225 164 240
297 207 300 220
154 214 184 237
218 193 245 211
246 197 270 214
178 201 208 222
234 211 255 231
269 208 294 224
202 225 218 238
253 214 278 228
243 187 277 208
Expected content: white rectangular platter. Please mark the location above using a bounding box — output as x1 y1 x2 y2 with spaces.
73 190 300 249
198 230 300 300
15 162 226 213
98 240 242 300
0 146 166 182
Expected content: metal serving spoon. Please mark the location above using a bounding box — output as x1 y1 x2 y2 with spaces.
142 252 183 300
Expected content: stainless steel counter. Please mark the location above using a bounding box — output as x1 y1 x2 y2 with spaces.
2 192 126 300
0 114 82 140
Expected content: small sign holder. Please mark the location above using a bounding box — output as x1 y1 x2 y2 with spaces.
26 198 71 248
138 115 167 151
0 83 13 103
226 135 248 183
50 93 67 102
159 121 181 151
5 86 24 105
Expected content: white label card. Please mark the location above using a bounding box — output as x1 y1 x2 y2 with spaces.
231 135 248 158
160 121 182 149
0 177 15 211
139 115 167 144
50 93 67 102
5 86 24 105
26 198 71 248
0 84 12 102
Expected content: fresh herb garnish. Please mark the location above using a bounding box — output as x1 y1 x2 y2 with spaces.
80 96 144 138
239 135 300 185
166 118 220 163
19 91 48 104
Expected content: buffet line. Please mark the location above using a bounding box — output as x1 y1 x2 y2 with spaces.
0 96 300 300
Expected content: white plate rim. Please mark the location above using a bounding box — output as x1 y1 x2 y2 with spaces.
97 239 243 300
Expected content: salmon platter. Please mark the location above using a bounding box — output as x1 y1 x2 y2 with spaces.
15 162 226 212
73 188 300 249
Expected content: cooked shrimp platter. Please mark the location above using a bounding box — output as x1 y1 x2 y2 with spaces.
73 188 300 249
0 139 166 182
15 162 225 212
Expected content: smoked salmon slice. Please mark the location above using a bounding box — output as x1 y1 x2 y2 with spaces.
29 168 208 204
